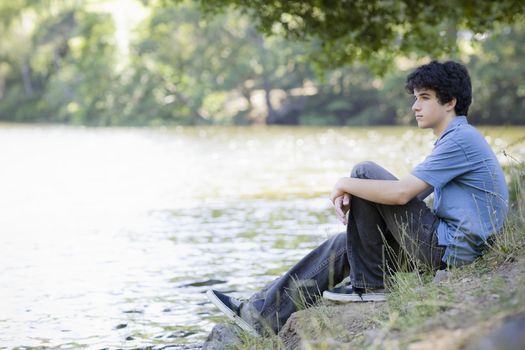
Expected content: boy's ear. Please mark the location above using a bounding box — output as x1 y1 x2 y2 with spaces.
446 98 457 112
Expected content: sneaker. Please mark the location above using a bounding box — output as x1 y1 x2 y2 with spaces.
322 285 386 302
206 289 260 337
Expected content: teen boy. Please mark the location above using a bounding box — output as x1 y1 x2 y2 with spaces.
207 61 509 336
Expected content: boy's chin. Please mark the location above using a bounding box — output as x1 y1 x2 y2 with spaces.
416 120 433 129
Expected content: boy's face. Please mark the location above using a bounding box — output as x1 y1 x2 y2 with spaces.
411 88 455 132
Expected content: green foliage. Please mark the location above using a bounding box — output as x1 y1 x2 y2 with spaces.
0 1 524 125
189 0 525 73
468 21 525 125
125 3 310 124
0 1 119 125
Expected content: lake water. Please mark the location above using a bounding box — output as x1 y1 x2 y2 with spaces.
1 124 523 349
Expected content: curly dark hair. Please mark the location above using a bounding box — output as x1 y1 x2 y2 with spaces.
405 61 472 116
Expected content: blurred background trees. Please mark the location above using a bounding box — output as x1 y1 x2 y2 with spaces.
0 0 524 126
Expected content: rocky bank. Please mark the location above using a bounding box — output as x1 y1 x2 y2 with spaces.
203 256 525 350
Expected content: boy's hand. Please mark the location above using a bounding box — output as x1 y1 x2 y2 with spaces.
333 193 351 225
329 177 348 204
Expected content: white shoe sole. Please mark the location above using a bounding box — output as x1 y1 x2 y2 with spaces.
206 289 260 337
323 290 386 302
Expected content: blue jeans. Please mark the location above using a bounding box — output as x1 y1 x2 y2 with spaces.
246 161 446 333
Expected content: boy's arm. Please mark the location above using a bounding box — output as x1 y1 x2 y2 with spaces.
330 174 430 206
416 186 434 201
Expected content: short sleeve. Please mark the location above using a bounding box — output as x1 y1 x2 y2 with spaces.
411 138 470 189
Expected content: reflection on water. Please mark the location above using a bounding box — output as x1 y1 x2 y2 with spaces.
0 125 523 349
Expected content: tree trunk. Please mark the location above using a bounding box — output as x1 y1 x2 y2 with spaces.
241 83 253 110
53 50 61 70
257 35 278 124
0 73 5 100
21 60 34 97
263 76 278 124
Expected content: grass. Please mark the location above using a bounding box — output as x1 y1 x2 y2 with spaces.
233 332 284 350
226 162 525 350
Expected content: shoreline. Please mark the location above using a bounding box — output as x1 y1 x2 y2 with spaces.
203 255 525 349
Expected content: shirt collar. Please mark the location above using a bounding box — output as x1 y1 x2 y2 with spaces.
435 115 468 145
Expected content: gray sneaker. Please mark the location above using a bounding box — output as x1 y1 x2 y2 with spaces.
323 285 387 302
206 289 260 337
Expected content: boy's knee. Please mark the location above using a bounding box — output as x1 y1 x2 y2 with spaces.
351 161 379 178
331 232 347 248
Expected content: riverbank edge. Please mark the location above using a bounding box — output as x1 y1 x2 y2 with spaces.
275 254 525 350
203 211 525 349
203 251 525 350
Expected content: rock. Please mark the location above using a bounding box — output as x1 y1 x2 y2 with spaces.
489 294 500 301
433 269 452 284
202 300 383 349
465 312 525 350
123 309 143 314
407 328 476 350
202 323 242 350
166 330 196 338
278 302 383 350
183 279 227 287
363 328 382 344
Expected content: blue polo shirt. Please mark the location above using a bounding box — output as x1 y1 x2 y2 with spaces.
412 116 509 265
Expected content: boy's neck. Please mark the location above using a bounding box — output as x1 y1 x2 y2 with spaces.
433 113 457 138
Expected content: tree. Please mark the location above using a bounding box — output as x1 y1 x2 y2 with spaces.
1 1 523 126
468 20 525 125
0 1 118 124
126 2 316 125
181 0 525 72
